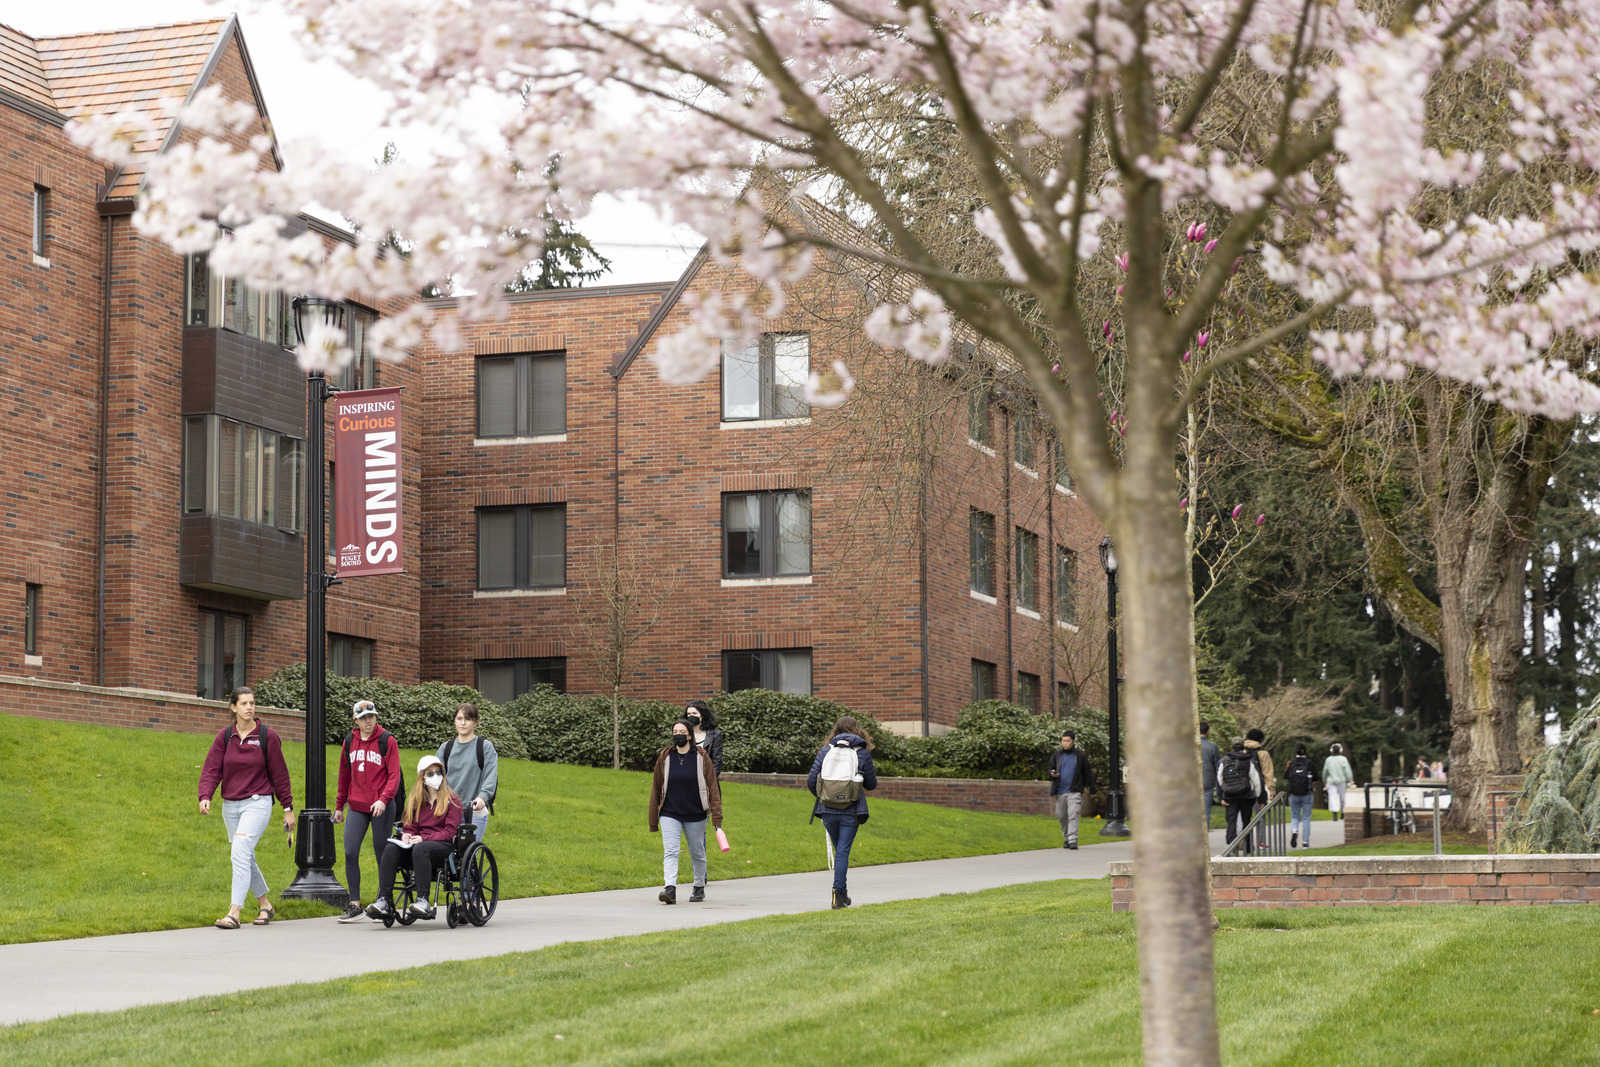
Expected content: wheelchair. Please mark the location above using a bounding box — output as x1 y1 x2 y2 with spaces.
385 819 499 928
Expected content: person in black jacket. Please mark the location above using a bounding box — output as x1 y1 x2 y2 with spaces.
1046 730 1096 849
685 699 724 776
807 716 877 909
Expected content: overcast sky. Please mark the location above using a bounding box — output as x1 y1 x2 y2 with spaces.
4 1 701 286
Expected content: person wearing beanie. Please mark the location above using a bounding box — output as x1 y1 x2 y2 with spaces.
334 699 402 923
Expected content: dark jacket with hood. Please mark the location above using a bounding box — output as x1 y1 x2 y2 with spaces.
807 733 878 821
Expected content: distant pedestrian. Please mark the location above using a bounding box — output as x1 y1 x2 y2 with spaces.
366 755 464 922
1199 722 1222 829
196 687 294 930
1322 743 1354 822
684 699 724 776
1218 739 1262 854
1047 730 1097 849
808 716 878 908
648 720 723 904
1415 756 1431 779
334 699 402 923
1430 759 1445 779
1285 743 1315 849
1243 728 1274 849
436 703 498 844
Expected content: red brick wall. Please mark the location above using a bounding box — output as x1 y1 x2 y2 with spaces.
0 674 305 740
719 771 1055 815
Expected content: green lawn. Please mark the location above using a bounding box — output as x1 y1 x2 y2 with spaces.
4 879 1598 1065
0 713 1090 944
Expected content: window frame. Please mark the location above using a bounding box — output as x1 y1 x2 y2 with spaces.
475 657 567 700
1017 671 1041 710
969 508 996 596
1052 438 1072 491
971 659 997 702
31 185 46 258
721 647 814 695
24 583 40 656
476 503 567 591
1056 546 1079 625
721 490 812 579
1012 414 1036 470
967 388 990 446
721 332 810 422
182 414 303 532
476 351 567 438
197 608 248 701
1015 528 1039 610
328 633 374 678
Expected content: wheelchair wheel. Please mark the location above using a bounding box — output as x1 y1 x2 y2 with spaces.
446 902 460 929
395 878 419 926
462 843 499 926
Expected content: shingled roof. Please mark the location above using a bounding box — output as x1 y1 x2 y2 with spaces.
0 16 279 200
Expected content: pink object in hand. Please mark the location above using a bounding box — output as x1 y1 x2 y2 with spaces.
716 828 730 852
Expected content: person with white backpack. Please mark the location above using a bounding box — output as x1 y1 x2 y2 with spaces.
806 716 878 909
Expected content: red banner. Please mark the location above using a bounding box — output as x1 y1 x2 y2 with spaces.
333 387 404 577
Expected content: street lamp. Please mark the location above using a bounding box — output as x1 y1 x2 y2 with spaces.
280 296 348 904
1099 536 1130 837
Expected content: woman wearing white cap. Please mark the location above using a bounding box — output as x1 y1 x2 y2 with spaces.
365 754 463 921
333 699 402 923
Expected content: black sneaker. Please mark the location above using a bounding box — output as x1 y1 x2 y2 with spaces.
832 890 852 909
1291 832 1299 849
689 886 705 902
1062 842 1071 849
364 898 393 920
337 902 366 924
1067 843 1079 850
659 885 677 905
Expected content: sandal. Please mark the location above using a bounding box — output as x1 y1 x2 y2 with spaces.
252 905 276 926
214 915 241 930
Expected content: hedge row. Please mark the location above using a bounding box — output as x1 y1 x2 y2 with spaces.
250 665 1118 782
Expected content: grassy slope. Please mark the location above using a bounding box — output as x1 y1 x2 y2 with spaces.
0 713 1093 944
4 879 1598 1065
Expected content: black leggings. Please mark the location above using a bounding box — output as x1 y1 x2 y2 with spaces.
343 801 397 901
378 840 452 903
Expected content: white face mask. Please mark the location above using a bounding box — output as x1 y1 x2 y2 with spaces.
424 774 443 790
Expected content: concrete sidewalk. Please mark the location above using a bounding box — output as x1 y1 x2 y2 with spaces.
0 817 1342 1026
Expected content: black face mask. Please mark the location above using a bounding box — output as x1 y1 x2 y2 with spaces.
686 714 702 726
674 734 691 748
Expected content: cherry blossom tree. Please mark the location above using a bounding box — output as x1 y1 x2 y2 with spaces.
72 1 1600 1061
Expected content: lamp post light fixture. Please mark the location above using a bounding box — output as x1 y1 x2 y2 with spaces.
279 295 349 904
1099 536 1130 838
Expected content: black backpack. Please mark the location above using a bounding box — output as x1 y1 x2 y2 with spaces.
1286 755 1314 797
1219 752 1256 800
475 736 496 815
343 729 405 812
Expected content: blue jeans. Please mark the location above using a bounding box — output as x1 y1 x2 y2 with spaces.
1203 787 1215 828
820 812 859 893
221 794 272 908
468 808 488 843
659 816 708 888
1289 793 1313 845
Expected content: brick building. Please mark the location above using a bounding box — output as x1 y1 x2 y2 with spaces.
1 16 1106 734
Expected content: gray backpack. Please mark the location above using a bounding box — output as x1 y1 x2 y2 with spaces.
817 741 863 809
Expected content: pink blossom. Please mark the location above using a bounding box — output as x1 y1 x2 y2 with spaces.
1197 332 1210 348
1186 222 1208 243
1256 514 1266 527
1230 503 1243 520
1116 252 1128 272
1179 496 1188 509
1203 239 1218 254
1116 284 1124 297
1051 363 1060 373
1182 350 1191 363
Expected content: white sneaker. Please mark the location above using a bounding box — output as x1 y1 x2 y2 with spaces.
407 901 436 919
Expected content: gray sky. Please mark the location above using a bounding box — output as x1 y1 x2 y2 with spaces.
3 0 700 285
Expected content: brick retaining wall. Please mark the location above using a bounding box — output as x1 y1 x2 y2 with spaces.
718 772 1055 815
1108 855 1600 911
0 674 306 741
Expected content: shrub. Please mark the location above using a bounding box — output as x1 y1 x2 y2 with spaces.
504 687 682 770
709 689 897 773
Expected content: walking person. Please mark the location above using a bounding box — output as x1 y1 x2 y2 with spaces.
808 716 878 908
1323 742 1354 823
1199 721 1222 829
684 699 724 776
1218 738 1261 855
1285 743 1316 849
1243 728 1275 849
196 687 294 930
436 703 498 844
366 755 464 922
333 700 402 923
1046 730 1096 849
648 720 723 904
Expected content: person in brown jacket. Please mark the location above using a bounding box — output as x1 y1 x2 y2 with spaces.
1244 729 1275 850
648 719 723 904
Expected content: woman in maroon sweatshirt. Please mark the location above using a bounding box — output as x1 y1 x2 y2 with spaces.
197 687 294 929
365 754 463 922
333 700 402 922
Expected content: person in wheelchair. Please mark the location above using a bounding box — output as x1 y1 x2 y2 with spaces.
365 755 463 921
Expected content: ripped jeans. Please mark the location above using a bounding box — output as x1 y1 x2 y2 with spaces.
221 794 273 908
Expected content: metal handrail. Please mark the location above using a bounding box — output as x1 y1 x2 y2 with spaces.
1219 793 1289 857
1363 781 1452 838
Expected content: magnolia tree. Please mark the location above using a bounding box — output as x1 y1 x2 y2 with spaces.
74 1 1600 1061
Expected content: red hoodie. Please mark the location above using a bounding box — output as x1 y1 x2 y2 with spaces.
402 794 463 843
335 724 402 812
198 723 293 807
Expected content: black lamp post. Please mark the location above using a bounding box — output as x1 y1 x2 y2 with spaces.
1099 536 1130 837
280 296 348 904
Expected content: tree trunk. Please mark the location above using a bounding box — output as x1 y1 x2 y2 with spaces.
1114 462 1219 1066
613 686 621 770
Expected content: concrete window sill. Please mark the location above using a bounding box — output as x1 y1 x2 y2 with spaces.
969 589 998 605
967 438 996 456
473 587 567 598
474 434 568 446
719 417 812 430
720 575 813 588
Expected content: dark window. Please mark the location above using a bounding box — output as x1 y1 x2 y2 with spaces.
24 583 39 656
971 659 997 702
32 185 46 257
1053 439 1072 491
969 509 996 595
1013 415 1035 470
329 634 374 678
1056 547 1078 625
477 352 566 437
722 648 813 694
337 307 377 391
183 415 302 531
1017 672 1040 710
476 657 566 701
477 505 566 590
722 333 809 421
722 491 811 578
1058 681 1080 712
181 252 303 350
197 609 247 700
968 388 990 445
1015 529 1038 610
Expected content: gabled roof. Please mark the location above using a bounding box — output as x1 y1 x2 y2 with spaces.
0 17 281 200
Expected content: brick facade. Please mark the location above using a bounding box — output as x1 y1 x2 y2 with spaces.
0 673 305 740
719 771 1056 815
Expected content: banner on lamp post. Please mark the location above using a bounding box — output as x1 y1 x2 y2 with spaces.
332 387 404 577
